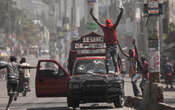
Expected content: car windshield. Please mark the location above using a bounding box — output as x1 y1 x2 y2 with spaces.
73 59 115 74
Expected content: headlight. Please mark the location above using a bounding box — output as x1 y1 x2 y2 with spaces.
69 83 80 89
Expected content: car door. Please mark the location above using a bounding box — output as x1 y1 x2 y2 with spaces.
35 60 70 97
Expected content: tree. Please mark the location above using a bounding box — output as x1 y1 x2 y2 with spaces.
164 23 175 59
165 23 175 43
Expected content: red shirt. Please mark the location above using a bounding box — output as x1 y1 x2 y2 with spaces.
101 19 118 45
142 61 149 79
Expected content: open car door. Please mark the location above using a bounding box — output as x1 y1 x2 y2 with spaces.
35 60 70 97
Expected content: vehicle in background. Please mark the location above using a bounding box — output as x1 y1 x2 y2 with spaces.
40 49 49 55
0 46 8 80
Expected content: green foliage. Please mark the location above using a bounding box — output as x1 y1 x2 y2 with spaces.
164 23 175 59
168 23 175 33
166 23 175 44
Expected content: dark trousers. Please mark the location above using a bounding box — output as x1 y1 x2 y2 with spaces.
131 74 140 96
7 79 19 96
139 78 147 95
105 45 118 74
165 75 173 88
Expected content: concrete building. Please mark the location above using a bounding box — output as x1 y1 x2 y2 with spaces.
169 0 175 23
15 0 49 21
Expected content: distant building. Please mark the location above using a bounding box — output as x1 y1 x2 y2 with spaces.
169 0 175 23
15 0 49 20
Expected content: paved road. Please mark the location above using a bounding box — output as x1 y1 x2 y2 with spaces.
0 55 136 110
0 55 174 110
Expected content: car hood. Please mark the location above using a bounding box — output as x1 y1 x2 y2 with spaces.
70 73 123 83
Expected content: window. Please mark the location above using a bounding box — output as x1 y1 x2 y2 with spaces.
73 59 115 74
39 62 59 77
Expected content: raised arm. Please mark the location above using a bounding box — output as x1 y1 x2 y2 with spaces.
170 64 174 73
113 8 123 28
120 49 129 58
132 39 139 59
118 42 129 58
90 8 103 27
19 64 36 69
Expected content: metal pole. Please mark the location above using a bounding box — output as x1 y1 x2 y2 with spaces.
6 0 12 48
159 15 163 55
86 0 99 34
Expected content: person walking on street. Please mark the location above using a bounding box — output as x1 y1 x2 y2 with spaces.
19 57 31 93
139 56 149 96
90 7 123 74
0 56 35 110
164 59 174 89
119 39 141 97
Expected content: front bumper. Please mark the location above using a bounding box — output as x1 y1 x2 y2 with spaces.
68 86 123 103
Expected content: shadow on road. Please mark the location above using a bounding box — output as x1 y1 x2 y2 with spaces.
27 106 113 110
0 101 65 109
27 107 68 110
81 106 113 109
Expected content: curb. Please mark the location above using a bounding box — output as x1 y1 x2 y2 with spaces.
159 103 175 110
124 96 142 108
124 96 175 110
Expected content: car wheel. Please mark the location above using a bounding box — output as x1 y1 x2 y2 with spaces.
114 95 124 108
67 96 79 109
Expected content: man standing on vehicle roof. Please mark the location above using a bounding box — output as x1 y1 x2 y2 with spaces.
90 7 123 74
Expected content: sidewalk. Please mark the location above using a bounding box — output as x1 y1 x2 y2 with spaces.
161 81 175 106
124 75 175 106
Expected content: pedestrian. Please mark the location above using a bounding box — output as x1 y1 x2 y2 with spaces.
139 56 149 96
119 39 141 97
19 57 31 92
0 56 35 110
164 58 174 89
90 7 123 74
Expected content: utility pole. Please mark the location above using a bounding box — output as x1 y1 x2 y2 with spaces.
71 0 80 38
48 0 57 60
6 0 14 51
62 0 72 65
142 0 164 110
135 1 148 56
85 0 99 34
144 0 164 84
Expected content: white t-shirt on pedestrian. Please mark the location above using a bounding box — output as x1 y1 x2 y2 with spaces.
20 63 30 78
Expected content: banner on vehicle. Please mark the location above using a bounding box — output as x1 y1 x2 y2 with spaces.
71 32 106 50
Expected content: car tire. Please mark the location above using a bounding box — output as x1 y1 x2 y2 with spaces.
67 96 79 109
114 95 124 108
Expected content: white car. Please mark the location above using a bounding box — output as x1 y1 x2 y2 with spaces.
40 49 49 55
